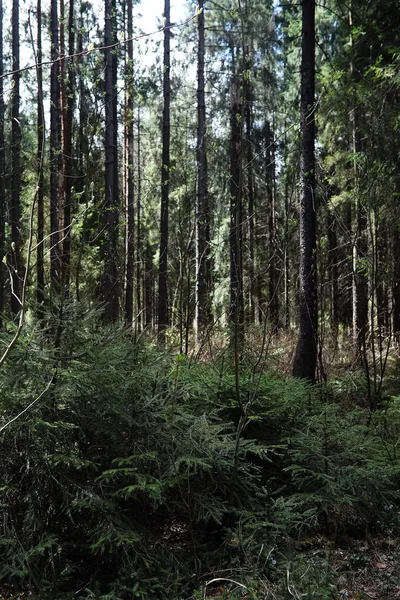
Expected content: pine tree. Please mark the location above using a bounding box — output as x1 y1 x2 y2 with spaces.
124 0 135 327
50 0 61 297
103 0 119 322
11 0 22 317
158 0 171 337
0 0 5 327
36 0 45 317
293 0 317 382
195 0 211 333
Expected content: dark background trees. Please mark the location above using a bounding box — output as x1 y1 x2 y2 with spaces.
0 0 398 376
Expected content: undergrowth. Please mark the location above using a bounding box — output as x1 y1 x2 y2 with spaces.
0 313 399 598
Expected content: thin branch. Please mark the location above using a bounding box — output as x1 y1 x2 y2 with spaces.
0 12 198 81
0 375 54 434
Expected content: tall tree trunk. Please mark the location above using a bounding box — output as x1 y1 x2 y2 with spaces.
375 212 388 334
195 0 210 333
103 0 119 322
136 105 142 332
229 76 244 329
283 121 292 330
50 0 61 297
144 241 154 328
293 0 317 382
11 0 22 318
393 170 400 341
339 197 352 330
245 75 255 324
348 3 368 361
327 197 339 341
266 119 280 330
124 0 135 326
60 0 75 298
158 0 171 337
354 194 369 359
36 0 45 318
0 0 5 327
75 0 88 303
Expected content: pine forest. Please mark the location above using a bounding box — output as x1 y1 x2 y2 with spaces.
1 0 400 597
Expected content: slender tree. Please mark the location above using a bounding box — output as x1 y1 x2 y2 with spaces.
50 0 60 296
60 0 75 297
244 74 256 324
11 0 22 317
124 0 135 326
36 0 45 317
0 0 5 326
348 3 368 363
393 169 400 342
229 75 244 328
326 198 339 339
136 104 142 331
103 0 119 321
158 0 171 336
266 119 280 329
195 0 210 333
293 0 317 382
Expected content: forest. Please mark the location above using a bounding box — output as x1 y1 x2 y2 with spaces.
0 0 400 597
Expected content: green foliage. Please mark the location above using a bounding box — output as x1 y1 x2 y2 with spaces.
0 319 399 597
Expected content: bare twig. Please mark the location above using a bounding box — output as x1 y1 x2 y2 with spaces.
0 12 198 81
0 375 54 434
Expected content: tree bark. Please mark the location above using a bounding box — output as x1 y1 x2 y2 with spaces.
36 0 45 318
266 119 280 330
11 0 22 318
245 75 255 324
327 196 339 340
348 3 368 361
50 0 61 297
393 171 400 339
136 105 142 332
158 0 171 337
293 0 317 382
103 0 120 322
60 0 75 298
195 0 211 333
0 0 5 327
229 76 244 329
125 0 135 327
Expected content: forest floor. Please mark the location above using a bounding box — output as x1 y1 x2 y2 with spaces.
2 536 399 600
300 536 400 600
202 536 400 599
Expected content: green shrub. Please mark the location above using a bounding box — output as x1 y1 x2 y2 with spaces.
0 317 399 598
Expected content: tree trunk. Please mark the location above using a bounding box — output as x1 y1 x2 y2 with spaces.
393 169 400 340
195 0 211 333
348 3 368 361
136 105 142 332
144 241 154 328
103 0 119 322
36 0 45 318
124 0 135 327
50 0 61 297
245 76 255 324
327 196 339 341
11 0 22 318
293 0 317 382
60 0 75 298
0 0 5 327
229 76 244 329
75 0 88 303
158 0 171 337
266 119 280 330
